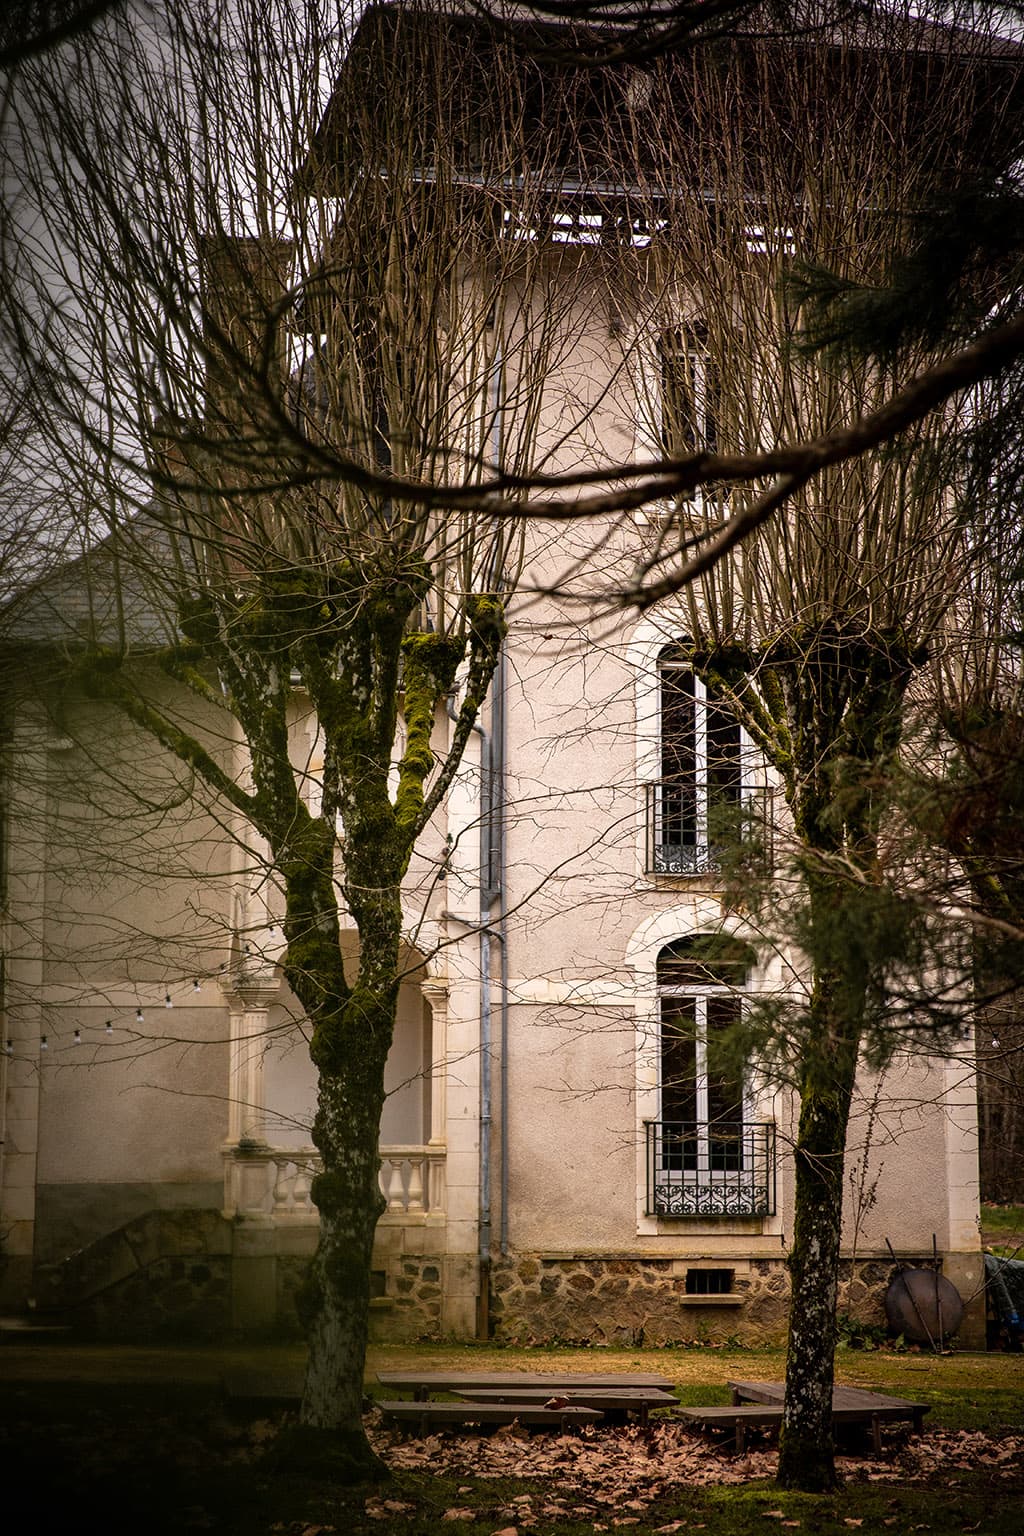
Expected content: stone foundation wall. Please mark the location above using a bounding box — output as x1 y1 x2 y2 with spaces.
366 1254 446 1342
37 1208 235 1341
488 1254 919 1346
35 1205 949 1346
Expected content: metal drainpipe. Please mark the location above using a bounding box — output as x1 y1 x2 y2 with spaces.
495 643 510 1258
445 696 495 1339
487 331 510 1267
449 328 508 1339
477 703 494 1341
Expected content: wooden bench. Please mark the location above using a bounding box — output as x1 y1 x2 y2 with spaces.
377 1399 604 1434
730 1380 929 1452
453 1385 679 1424
673 1403 785 1452
377 1370 675 1401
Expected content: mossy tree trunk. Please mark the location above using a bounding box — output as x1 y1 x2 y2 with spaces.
696 626 917 1492
79 567 506 1472
776 883 862 1492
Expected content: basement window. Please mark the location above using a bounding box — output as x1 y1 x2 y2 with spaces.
685 1268 734 1296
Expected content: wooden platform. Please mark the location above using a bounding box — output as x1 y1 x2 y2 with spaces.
673 1380 931 1453
453 1385 679 1423
673 1403 785 1452
377 1399 604 1433
376 1369 676 1401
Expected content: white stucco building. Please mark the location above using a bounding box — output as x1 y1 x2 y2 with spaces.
1 3 1006 1347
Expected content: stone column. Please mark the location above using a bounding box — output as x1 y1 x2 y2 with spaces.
224 974 279 1146
422 981 449 1150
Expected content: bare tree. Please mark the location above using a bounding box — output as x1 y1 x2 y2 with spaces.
0 0 620 1469
4 0 1023 1493
582 8 1023 1490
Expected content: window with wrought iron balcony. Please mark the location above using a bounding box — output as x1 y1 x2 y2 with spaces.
645 645 765 876
645 935 776 1219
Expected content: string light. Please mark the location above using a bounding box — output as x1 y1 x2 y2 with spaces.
73 1028 81 1044
105 1020 113 1036
40 1035 48 1051
4 1039 11 1055
192 979 201 993
164 993 173 1009
135 1007 144 1024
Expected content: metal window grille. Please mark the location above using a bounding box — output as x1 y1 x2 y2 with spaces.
645 782 768 875
645 1120 776 1217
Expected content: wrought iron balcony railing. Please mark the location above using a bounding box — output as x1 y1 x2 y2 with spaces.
645 1119 776 1218
644 781 770 875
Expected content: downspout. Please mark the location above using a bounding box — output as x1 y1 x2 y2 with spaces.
487 329 510 1269
477 708 494 1340
444 695 497 1340
477 327 509 1332
495 644 510 1258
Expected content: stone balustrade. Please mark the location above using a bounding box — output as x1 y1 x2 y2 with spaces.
223 1143 446 1222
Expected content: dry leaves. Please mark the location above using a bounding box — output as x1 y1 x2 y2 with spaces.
364 1414 1024 1526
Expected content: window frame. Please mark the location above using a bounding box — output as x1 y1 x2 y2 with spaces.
656 936 754 1200
647 647 753 876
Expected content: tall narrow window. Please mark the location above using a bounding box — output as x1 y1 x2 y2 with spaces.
648 647 743 874
647 935 774 1218
658 325 720 460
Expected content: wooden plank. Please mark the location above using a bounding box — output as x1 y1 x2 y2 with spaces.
454 1387 678 1406
673 1403 784 1453
453 1386 679 1424
729 1379 926 1410
676 1404 785 1422
377 1400 604 1432
377 1370 675 1395
727 1380 930 1442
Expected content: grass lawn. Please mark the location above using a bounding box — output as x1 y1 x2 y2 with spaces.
366 1340 1024 1432
2 1341 1020 1535
981 1202 1024 1258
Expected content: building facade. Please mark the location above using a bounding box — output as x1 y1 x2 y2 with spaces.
1 3 1004 1347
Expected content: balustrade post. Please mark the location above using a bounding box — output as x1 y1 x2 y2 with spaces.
406 1157 425 1211
386 1157 407 1210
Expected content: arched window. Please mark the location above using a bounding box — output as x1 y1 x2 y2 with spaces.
646 646 745 874
647 934 775 1217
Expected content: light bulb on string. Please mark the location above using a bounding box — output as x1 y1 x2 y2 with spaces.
164 993 173 1009
73 1028 81 1045
40 1035 48 1051
4 1039 12 1055
135 1007 144 1024
105 1019 113 1037
192 978 201 993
